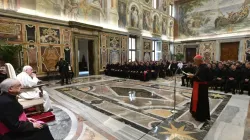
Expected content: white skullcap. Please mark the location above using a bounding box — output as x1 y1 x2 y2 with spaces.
22 65 32 72
0 78 20 94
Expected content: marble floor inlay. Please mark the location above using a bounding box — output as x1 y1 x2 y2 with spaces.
54 77 233 140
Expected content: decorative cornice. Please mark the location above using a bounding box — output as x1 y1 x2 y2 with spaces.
68 21 103 31
0 9 69 26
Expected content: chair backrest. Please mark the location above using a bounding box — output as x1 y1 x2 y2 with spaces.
5 63 17 79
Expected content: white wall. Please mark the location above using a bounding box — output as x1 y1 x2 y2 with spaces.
78 39 89 70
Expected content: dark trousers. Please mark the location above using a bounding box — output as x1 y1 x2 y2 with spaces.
60 72 69 85
3 125 54 140
225 79 237 92
239 80 250 94
181 75 193 87
212 79 225 90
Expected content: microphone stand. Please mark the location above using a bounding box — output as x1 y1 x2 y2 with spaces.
171 66 181 114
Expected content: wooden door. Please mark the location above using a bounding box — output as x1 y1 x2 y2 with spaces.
220 42 239 61
185 48 196 62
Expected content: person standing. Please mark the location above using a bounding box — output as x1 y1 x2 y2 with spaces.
188 55 212 122
56 58 69 85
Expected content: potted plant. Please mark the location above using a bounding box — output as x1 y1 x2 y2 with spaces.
174 53 184 61
0 41 23 70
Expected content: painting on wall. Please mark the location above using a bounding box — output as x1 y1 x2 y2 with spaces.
162 17 167 35
0 21 22 42
63 29 71 45
130 5 139 28
40 27 60 44
144 52 151 62
143 10 151 31
109 49 120 64
41 46 60 72
121 50 127 64
27 45 38 71
121 36 128 50
26 25 36 43
118 0 127 28
0 0 18 10
153 15 160 34
178 0 250 38
109 36 120 48
100 48 108 69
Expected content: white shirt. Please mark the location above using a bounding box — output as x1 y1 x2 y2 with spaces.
178 62 183 69
16 72 39 88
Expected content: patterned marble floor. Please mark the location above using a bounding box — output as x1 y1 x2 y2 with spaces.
43 75 250 140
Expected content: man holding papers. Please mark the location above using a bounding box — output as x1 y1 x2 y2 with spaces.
187 55 213 122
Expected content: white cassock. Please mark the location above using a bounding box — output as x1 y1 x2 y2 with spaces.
16 72 52 112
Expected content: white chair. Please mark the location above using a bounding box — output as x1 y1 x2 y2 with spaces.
5 63 45 113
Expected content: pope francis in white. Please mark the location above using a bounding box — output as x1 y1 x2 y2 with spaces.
16 66 52 112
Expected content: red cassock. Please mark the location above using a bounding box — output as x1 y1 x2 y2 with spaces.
190 63 212 122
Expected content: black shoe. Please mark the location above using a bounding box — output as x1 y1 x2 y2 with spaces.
225 90 228 93
240 91 243 95
181 84 185 86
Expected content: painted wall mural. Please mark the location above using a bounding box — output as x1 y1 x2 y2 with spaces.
143 39 152 62
143 9 151 31
162 42 169 61
178 0 250 38
0 0 173 37
118 0 127 28
0 20 22 42
153 14 160 34
99 33 128 70
41 46 60 72
27 45 38 71
39 27 60 44
199 42 216 63
130 5 139 28
0 17 72 75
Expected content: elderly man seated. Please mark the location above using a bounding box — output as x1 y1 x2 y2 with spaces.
0 78 54 140
16 66 52 112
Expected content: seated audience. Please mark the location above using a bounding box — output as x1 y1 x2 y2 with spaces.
0 78 54 140
239 62 250 95
225 64 238 94
213 63 226 91
16 66 52 112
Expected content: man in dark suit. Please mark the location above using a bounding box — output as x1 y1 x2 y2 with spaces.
225 64 238 94
56 58 69 85
0 78 54 140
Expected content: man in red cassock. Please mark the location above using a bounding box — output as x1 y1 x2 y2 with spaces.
187 55 212 122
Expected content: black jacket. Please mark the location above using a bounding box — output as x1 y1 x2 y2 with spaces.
0 92 34 133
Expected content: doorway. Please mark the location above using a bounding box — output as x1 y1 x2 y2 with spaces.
78 39 94 76
220 42 239 61
185 48 196 62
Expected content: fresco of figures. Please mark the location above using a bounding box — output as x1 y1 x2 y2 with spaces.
0 0 174 37
118 0 127 28
143 10 151 31
178 0 250 38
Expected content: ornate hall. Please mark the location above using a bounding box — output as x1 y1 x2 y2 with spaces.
0 0 250 140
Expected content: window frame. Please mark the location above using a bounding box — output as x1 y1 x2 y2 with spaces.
129 37 136 62
152 41 162 61
169 4 173 17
